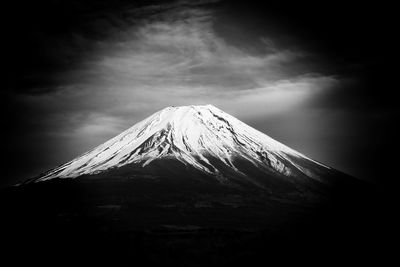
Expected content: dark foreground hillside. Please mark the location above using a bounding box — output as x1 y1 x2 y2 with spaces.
0 176 394 267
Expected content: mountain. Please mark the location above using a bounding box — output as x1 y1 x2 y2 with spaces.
3 105 384 267
28 105 343 197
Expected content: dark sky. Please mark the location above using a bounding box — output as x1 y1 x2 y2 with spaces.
2 0 397 188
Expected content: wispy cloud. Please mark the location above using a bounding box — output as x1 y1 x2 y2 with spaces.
15 2 337 152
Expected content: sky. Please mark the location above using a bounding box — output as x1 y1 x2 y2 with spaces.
2 0 397 187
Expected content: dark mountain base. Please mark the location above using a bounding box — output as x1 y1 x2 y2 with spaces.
0 177 394 267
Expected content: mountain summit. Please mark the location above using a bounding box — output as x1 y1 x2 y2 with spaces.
30 105 342 193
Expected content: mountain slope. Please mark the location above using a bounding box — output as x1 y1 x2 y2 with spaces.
30 105 341 192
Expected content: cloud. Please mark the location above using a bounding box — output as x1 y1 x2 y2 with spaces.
7 1 339 181
95 8 305 89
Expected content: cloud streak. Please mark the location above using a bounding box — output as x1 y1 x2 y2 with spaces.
28 4 332 122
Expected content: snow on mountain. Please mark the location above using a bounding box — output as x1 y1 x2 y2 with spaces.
33 105 331 184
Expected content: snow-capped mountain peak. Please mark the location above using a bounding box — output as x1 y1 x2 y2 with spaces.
34 105 331 184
